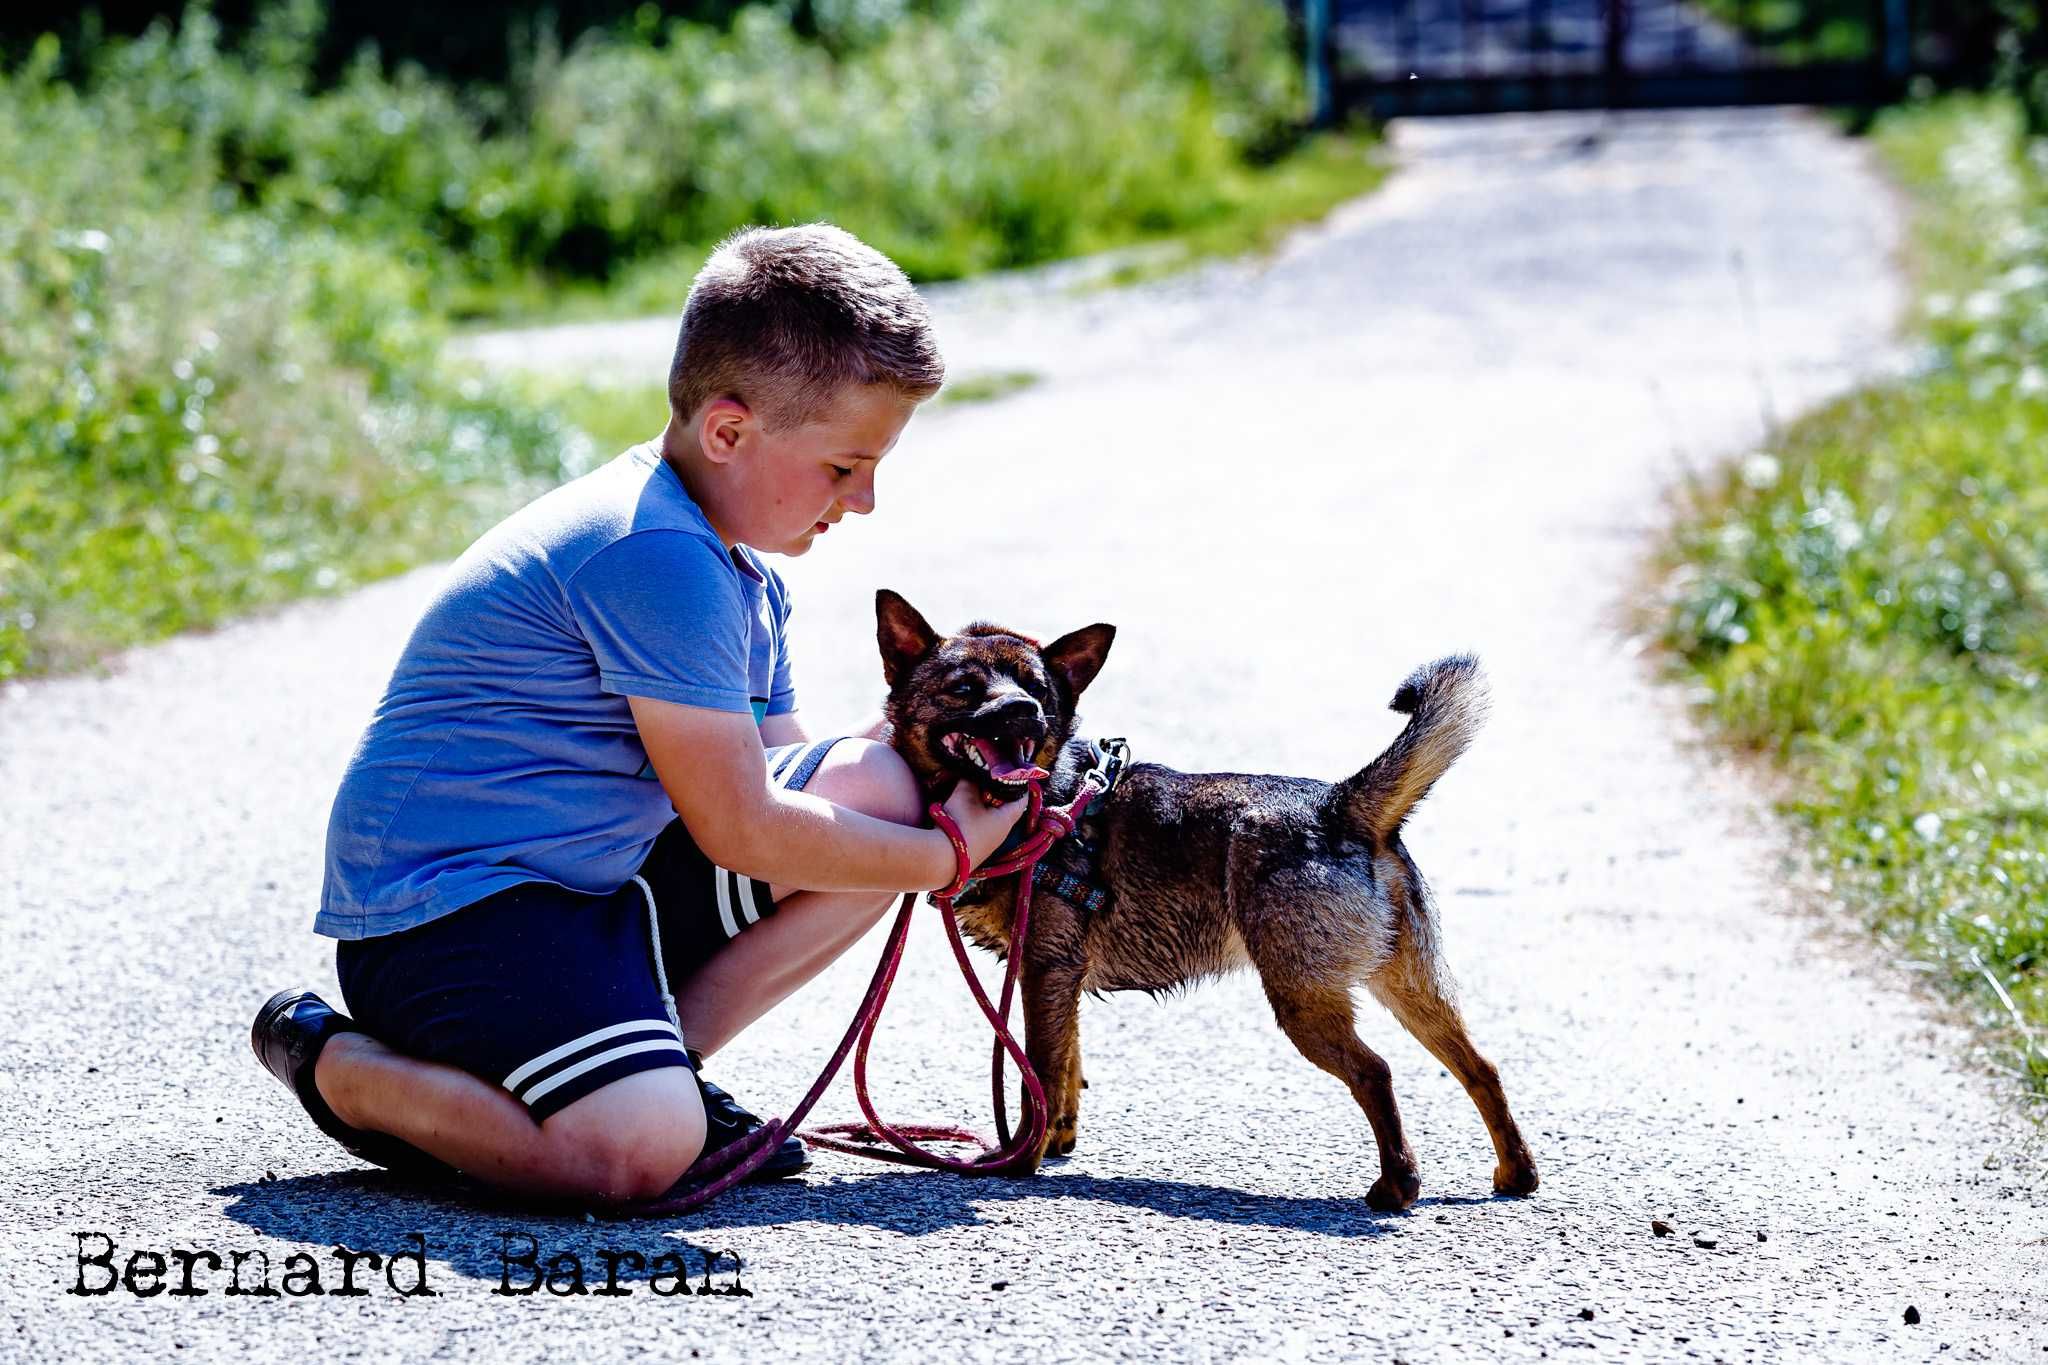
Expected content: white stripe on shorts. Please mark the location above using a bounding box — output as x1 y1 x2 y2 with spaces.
502 1017 680 1094
702 739 823 934
775 739 830 789
713 864 741 939
519 1037 690 1107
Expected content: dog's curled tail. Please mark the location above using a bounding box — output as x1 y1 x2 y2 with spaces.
1332 655 1489 843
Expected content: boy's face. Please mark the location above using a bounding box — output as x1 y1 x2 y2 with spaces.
703 384 916 556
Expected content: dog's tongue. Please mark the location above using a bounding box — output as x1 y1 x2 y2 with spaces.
971 736 1048 783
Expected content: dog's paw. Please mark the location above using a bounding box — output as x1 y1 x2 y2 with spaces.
1366 1170 1421 1212
1047 1112 1079 1158
1493 1154 1539 1197
1009 1146 1046 1176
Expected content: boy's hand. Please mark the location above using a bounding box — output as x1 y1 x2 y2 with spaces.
940 780 1029 874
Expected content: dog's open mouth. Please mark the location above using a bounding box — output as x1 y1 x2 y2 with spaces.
939 730 1049 791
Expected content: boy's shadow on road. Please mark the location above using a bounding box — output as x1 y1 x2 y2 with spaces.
215 1163 1506 1285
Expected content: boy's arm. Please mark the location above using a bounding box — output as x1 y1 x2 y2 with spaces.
758 710 809 746
630 696 1008 891
760 710 888 746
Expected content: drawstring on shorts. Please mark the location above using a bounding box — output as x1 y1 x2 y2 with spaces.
633 873 682 1036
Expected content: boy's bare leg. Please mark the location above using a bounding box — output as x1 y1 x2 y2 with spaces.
309 737 920 1198
315 1040 706 1203
677 739 924 1059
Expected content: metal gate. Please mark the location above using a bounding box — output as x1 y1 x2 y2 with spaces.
1308 0 1925 119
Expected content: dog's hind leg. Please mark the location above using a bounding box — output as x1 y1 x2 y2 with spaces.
1366 962 1539 1197
1260 979 1422 1211
1021 960 1085 1163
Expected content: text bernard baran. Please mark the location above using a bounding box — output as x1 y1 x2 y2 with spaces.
68 1232 753 1298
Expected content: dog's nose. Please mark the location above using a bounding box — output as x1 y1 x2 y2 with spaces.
988 695 1041 732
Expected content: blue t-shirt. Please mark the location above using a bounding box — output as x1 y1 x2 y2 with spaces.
315 443 796 940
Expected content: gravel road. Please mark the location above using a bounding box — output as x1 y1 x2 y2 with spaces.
5 108 2043 1362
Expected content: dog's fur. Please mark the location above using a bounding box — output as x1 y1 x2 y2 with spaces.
876 589 1538 1210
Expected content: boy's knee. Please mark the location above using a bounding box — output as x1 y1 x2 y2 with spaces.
813 739 924 826
582 1134 699 1203
543 1074 706 1202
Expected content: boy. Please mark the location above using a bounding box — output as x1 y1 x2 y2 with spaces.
251 224 1025 1204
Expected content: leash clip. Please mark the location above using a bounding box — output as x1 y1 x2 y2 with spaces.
1080 736 1130 796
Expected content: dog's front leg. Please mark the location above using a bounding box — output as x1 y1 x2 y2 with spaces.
1020 960 1085 1167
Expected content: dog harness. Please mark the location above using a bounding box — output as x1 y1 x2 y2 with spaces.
629 734 1116 1208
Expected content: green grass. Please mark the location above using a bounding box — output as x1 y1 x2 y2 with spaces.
933 370 1044 406
536 366 1048 470
445 249 711 328
458 130 1390 327
1076 130 1389 293
47 1 1332 329
1657 93 2048 1098
536 383 671 461
3 1 1389 680
0 55 586 680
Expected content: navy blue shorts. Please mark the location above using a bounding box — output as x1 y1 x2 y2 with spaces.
335 738 841 1122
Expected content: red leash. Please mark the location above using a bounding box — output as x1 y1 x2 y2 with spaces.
628 776 1102 1215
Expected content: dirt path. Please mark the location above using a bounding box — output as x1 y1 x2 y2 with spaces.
5 108 2042 1362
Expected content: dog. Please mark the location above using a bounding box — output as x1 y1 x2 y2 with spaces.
875 588 1539 1210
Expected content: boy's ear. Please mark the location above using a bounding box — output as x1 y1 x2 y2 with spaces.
697 396 751 465
1043 624 1115 701
876 589 940 687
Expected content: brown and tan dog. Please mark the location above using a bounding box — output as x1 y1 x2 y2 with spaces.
875 589 1539 1211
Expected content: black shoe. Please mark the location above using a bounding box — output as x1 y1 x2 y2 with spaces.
695 1073 811 1181
250 989 456 1181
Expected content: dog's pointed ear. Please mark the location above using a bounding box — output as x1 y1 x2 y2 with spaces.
1043 623 1115 700
876 589 940 687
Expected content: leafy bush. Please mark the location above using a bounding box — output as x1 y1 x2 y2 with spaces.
1659 94 2048 1093
0 1 1362 677
1688 0 1882 63
32 0 1309 310
0 40 588 678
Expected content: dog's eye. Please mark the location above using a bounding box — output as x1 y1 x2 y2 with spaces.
948 678 980 698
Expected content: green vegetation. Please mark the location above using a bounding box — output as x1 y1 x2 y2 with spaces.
1658 94 2048 1095
0 2 1390 681
24 1 1335 323
1688 2 2033 83
540 366 1046 465
1078 132 1387 290
537 384 670 462
1689 0 1881 63
0 34 587 679
934 370 1043 407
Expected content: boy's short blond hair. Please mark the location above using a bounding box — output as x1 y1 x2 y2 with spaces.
668 224 945 431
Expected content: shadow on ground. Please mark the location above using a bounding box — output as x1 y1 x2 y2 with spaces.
213 1162 1503 1284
